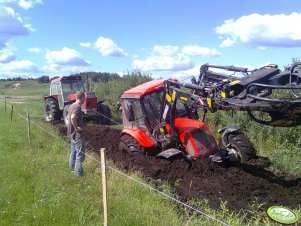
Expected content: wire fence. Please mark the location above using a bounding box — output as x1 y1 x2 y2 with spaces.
2 101 230 226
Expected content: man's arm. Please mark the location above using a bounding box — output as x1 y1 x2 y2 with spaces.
71 114 82 132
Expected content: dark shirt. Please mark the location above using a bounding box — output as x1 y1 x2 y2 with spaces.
67 102 84 140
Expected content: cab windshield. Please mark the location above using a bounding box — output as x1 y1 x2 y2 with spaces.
61 80 85 93
142 91 188 129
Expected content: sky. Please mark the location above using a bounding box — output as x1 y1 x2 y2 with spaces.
0 0 300 79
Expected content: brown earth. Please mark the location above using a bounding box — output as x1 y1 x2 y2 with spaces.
56 123 301 211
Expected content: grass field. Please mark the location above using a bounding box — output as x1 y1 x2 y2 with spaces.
0 80 49 97
1 100 286 225
1 79 300 225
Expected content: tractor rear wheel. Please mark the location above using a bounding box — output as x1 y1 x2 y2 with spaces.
225 133 256 163
96 103 111 125
63 104 71 127
44 98 61 121
119 134 144 155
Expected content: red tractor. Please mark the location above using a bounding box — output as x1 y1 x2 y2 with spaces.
118 79 256 163
44 76 111 126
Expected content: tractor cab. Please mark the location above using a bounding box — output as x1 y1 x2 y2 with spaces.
49 76 90 110
44 76 112 126
120 80 190 132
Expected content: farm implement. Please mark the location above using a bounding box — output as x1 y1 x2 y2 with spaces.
118 63 301 163
193 63 301 127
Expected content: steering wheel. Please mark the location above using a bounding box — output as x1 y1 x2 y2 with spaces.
289 63 301 98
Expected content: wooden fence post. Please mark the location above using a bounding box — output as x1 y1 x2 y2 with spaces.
10 105 13 122
100 148 108 226
27 113 31 146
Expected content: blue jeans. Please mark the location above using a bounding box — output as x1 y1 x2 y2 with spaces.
69 136 85 176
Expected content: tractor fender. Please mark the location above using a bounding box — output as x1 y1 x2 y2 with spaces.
218 125 240 147
121 128 156 148
44 95 58 101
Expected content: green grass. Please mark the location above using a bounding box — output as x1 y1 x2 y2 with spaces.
0 80 49 97
0 103 189 225
1 75 301 225
1 101 293 225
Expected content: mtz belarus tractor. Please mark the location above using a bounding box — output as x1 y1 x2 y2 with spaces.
118 63 301 163
44 76 111 126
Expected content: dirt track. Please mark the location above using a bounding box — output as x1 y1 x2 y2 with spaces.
58 123 301 211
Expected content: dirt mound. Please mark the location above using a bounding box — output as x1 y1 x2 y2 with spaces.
58 124 301 211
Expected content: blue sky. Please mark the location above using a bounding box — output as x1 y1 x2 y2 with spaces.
0 0 300 79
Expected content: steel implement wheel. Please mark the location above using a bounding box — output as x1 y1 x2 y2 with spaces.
226 133 256 163
63 104 71 127
97 103 112 125
44 98 61 121
119 134 144 155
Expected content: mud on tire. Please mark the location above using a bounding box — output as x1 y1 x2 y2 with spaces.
226 133 256 163
119 134 144 155
44 98 61 121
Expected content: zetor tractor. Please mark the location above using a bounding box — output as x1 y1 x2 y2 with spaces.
44 76 111 126
118 79 256 163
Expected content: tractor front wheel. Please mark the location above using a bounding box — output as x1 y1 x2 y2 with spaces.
63 104 71 127
224 133 256 163
44 98 61 121
119 134 144 155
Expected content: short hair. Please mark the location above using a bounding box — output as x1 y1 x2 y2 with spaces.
76 91 85 100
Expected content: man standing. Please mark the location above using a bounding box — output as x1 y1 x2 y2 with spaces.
67 91 85 176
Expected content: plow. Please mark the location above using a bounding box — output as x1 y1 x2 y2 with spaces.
118 63 301 163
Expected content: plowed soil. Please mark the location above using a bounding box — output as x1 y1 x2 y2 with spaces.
57 123 301 211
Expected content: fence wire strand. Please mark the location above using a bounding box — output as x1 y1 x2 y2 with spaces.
7 104 230 226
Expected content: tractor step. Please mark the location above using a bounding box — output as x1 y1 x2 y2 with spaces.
157 148 183 159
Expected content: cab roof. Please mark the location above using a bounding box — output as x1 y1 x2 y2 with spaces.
122 79 165 98
51 76 82 83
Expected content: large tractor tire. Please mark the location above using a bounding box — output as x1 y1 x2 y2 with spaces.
225 133 256 163
44 98 61 121
96 103 112 125
119 134 144 155
63 104 71 127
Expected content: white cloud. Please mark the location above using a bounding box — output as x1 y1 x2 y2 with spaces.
17 0 42 10
133 44 222 72
94 37 127 57
45 47 91 66
133 54 193 71
0 0 42 10
0 47 15 63
216 12 301 48
153 45 179 56
81 36 127 57
79 42 92 48
41 64 90 74
1 59 39 72
182 45 221 57
0 6 32 48
171 64 202 79
219 37 235 48
28 47 41 53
